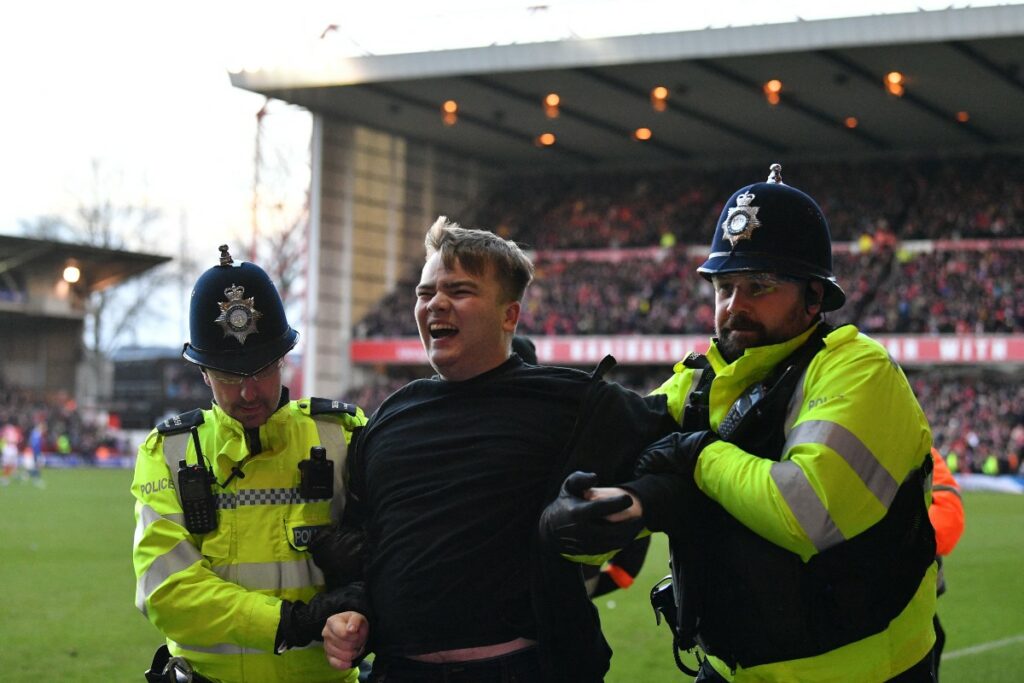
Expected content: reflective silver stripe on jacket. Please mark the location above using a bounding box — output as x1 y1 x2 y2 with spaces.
135 502 185 546
161 432 191 509
770 419 900 552
933 483 961 498
135 503 196 617
171 641 266 656
213 559 325 589
312 416 348 523
172 639 323 655
136 538 203 616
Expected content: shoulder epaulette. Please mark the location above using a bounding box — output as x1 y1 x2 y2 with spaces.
156 408 205 435
307 397 358 417
682 352 710 370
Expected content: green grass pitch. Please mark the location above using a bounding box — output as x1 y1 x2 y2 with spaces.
0 469 1021 681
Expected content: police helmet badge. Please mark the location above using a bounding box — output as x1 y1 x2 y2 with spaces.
215 284 263 344
722 191 761 247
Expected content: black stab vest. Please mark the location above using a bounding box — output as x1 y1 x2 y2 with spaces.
672 326 936 670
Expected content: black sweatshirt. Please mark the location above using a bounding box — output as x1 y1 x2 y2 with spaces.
345 356 675 677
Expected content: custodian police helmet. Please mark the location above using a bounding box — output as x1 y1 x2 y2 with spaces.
697 163 846 311
182 245 298 375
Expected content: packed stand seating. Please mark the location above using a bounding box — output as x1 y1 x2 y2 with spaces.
908 371 1024 475
351 153 1024 468
357 154 1024 338
854 247 1024 334
354 245 1024 337
521 249 713 335
473 154 1024 247
479 170 725 249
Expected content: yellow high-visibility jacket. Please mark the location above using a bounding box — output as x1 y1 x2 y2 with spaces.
650 323 936 682
131 397 365 683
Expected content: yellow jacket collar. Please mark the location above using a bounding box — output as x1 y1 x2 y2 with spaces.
707 323 821 379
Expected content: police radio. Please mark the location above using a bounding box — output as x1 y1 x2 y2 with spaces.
177 428 218 534
178 460 218 534
298 446 333 499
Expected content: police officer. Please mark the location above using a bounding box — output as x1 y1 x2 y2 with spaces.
543 165 938 681
131 246 367 683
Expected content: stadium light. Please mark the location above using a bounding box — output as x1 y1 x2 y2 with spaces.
535 132 556 147
650 86 669 112
633 127 653 141
885 71 905 97
544 92 560 119
844 116 858 129
763 79 782 106
956 111 970 123
63 261 81 284
442 99 458 126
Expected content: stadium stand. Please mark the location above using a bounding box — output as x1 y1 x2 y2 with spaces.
349 154 1024 475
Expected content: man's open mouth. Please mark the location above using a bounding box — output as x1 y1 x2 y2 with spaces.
429 323 458 339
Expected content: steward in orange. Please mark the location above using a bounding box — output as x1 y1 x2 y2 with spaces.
929 447 965 678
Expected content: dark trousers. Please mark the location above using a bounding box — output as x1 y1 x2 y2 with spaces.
694 648 936 682
369 648 542 683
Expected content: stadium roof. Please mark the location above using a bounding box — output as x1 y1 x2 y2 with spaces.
232 5 1024 172
0 234 171 292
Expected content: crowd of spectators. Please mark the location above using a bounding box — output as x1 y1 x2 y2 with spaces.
357 154 1024 338
908 371 1024 475
856 247 1024 334
0 381 124 467
471 154 1024 248
355 244 1024 337
351 152 1024 474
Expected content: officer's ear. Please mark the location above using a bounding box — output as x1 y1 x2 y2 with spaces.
804 282 824 314
200 368 213 388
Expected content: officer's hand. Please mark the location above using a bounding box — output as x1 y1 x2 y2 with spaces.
309 524 366 588
276 582 369 652
539 471 644 556
323 611 369 670
634 431 717 479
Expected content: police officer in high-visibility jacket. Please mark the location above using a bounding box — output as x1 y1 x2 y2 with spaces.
543 165 938 681
131 246 367 683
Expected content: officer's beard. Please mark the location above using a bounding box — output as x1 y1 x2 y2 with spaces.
717 316 767 363
717 307 813 363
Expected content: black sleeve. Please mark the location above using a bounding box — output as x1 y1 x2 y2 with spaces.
582 382 678 484
341 425 368 527
622 472 695 537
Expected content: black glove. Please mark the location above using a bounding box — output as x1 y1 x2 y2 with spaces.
275 582 369 652
634 430 717 479
539 471 643 556
308 524 366 589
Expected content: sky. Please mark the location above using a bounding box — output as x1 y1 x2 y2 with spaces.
0 0 1013 346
